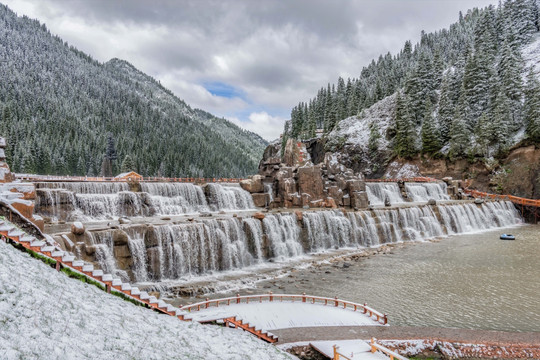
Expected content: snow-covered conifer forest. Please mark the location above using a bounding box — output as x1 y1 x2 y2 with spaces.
0 5 267 177
284 0 540 168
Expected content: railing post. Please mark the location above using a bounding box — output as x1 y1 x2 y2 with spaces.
269 291 273 302
363 303 367 314
302 292 306 303
205 298 209 308
371 338 376 353
236 293 240 304
334 296 338 307
383 314 388 325
106 284 111 294
55 261 61 272
333 345 339 360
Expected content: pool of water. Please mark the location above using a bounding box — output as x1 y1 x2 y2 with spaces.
250 225 540 332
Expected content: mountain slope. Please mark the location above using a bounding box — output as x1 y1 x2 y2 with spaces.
0 241 293 360
283 0 540 175
0 5 266 177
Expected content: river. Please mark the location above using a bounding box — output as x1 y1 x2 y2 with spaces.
242 224 540 333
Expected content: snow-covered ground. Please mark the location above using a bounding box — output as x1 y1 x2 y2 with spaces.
311 340 389 360
185 301 382 330
0 241 294 360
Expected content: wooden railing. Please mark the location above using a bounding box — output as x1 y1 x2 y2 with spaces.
463 189 540 208
181 292 388 325
365 177 438 183
14 174 243 184
223 317 278 343
370 338 408 360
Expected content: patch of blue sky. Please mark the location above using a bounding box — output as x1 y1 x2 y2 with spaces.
203 81 245 99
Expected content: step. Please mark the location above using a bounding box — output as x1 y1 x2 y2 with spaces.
8 230 24 237
157 300 168 309
30 240 45 247
21 236 37 243
130 287 140 296
120 283 131 291
148 296 159 305
102 274 113 282
72 260 84 268
166 304 176 313
139 291 150 300
51 250 65 258
92 270 104 277
0 225 14 232
112 278 122 287
82 264 94 272
62 255 75 263
41 245 55 253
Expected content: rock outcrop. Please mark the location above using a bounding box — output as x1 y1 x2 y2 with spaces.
252 140 368 209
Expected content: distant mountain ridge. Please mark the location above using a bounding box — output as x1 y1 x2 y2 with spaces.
0 5 266 177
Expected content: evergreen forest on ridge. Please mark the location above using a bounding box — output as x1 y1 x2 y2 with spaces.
0 5 267 178
284 0 540 162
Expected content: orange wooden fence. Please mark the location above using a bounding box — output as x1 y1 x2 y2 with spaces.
463 189 540 208
365 177 438 183
15 174 243 184
181 292 388 325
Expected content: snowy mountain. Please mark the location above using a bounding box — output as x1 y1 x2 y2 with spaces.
282 0 540 176
0 240 293 359
0 5 267 177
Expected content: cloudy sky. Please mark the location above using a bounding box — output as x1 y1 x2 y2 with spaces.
4 0 497 140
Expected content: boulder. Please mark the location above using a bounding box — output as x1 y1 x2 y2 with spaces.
71 221 85 235
297 166 325 199
427 199 437 205
240 175 264 193
474 198 484 204
112 229 129 246
295 211 303 222
346 179 366 193
251 193 270 207
442 177 453 184
119 217 131 224
253 212 265 220
351 191 369 209
325 197 338 208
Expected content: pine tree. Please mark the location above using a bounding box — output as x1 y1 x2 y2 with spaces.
492 90 511 151
421 99 440 154
449 89 472 159
394 92 417 158
524 68 540 142
438 72 455 143
475 112 492 157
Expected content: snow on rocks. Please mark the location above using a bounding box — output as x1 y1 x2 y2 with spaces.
0 241 294 360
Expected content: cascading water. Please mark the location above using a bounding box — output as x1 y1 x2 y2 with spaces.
262 213 303 259
139 183 209 214
366 183 405 206
405 182 450 202
74 201 523 283
438 201 521 234
205 183 255 211
35 182 255 221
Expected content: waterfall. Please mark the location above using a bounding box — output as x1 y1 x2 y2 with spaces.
438 201 521 234
366 183 405 206
303 211 354 250
89 231 129 281
262 213 303 259
77 200 522 283
264 183 274 205
405 182 450 202
205 183 255 211
35 182 254 221
139 183 209 214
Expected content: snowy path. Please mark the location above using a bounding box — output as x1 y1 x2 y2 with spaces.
311 340 389 360
0 241 294 360
185 301 382 330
